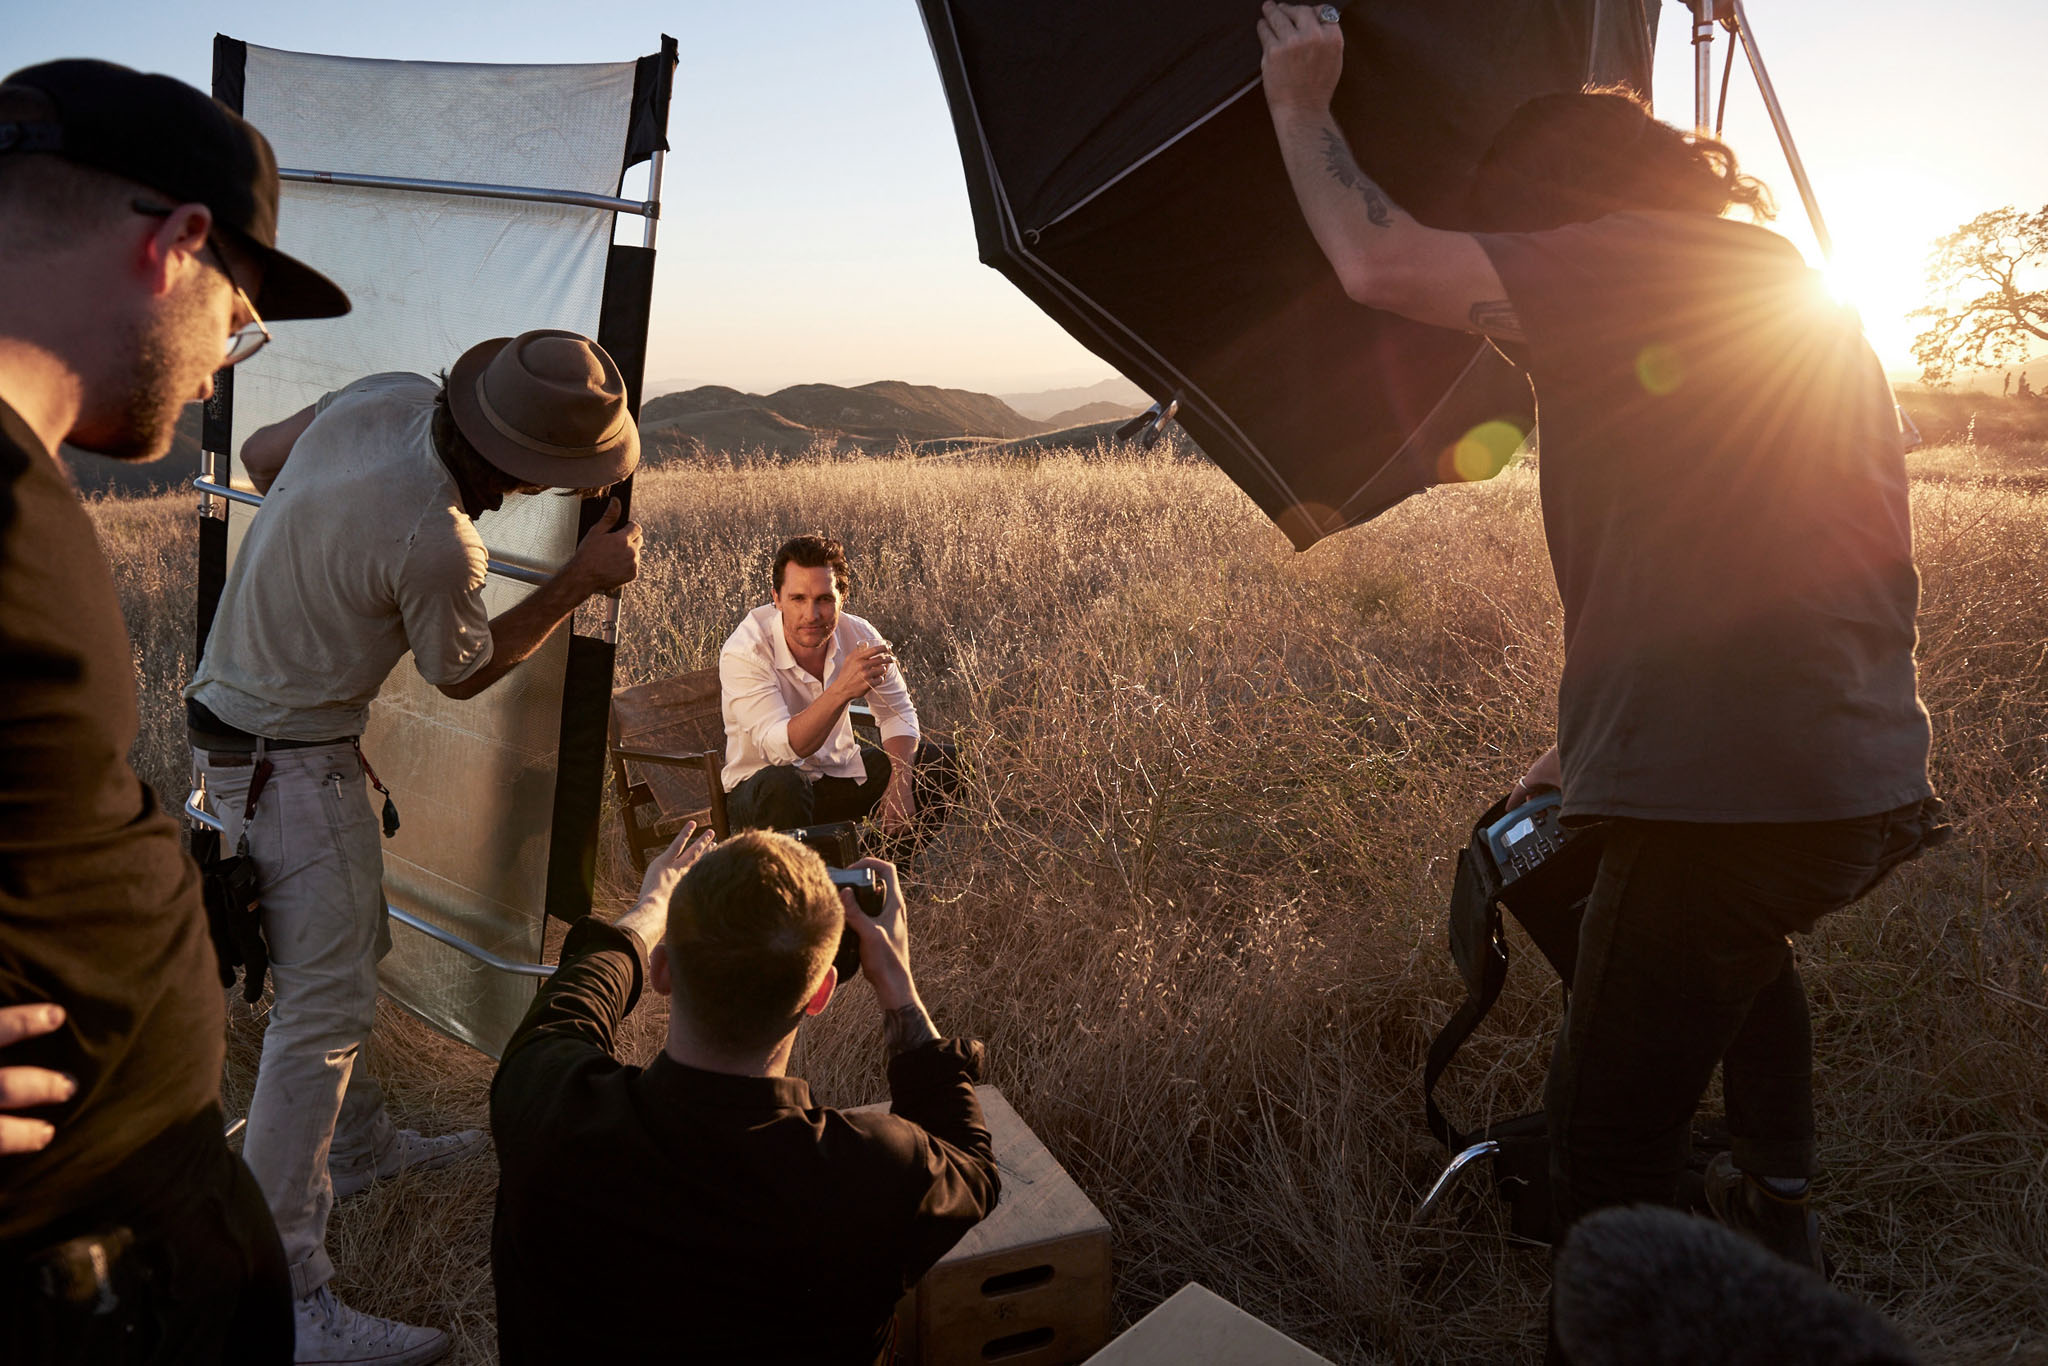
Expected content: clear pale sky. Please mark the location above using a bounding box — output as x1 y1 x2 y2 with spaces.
14 1 2045 391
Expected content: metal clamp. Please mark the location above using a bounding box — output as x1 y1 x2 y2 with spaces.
1112 397 1181 450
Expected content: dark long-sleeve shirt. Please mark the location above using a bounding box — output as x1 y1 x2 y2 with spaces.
490 918 997 1365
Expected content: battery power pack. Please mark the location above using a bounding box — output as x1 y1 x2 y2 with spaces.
1483 791 1576 890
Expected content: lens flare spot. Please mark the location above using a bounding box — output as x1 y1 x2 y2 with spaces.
1636 344 1682 396
1447 420 1526 483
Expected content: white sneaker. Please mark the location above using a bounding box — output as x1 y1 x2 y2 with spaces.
293 1287 449 1365
330 1128 487 1201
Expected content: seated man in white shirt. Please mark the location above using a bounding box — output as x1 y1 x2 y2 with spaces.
719 534 957 844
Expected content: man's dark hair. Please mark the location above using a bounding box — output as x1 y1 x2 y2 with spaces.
1469 86 1775 233
663 831 843 1054
772 534 851 596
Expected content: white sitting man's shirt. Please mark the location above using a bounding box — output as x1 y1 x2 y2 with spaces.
718 602 920 793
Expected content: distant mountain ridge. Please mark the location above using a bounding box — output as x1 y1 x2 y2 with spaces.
59 380 1154 492
638 378 1143 459
1000 376 1148 421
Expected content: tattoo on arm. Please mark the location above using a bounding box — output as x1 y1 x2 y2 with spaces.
1319 128 1393 228
882 1002 940 1057
1467 299 1527 341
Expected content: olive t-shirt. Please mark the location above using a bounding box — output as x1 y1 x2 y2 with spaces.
1475 212 1931 822
186 372 494 740
0 397 224 1243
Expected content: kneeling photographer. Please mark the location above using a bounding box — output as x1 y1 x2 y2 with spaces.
488 826 998 1364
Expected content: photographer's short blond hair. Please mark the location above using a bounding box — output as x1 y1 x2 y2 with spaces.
663 832 842 1053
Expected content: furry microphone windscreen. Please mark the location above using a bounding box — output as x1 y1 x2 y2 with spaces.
1552 1206 1920 1366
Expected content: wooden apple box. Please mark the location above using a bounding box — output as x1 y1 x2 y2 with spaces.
1084 1283 1333 1364
851 1086 1112 1365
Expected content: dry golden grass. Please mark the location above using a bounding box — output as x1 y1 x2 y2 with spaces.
88 441 2047 1364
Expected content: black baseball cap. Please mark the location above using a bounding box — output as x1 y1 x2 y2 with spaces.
0 58 350 321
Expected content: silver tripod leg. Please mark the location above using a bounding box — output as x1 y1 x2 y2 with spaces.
1722 1 1924 447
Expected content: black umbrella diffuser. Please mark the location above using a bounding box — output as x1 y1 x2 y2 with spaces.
916 0 1654 548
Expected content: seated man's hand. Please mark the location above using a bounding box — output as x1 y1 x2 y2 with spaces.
0 1003 74 1156
834 641 896 702
568 497 643 596
875 773 916 835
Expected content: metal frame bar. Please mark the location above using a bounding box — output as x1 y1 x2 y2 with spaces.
192 476 552 587
1690 2 1717 133
1727 1 1833 257
183 787 553 979
280 167 655 218
640 150 666 249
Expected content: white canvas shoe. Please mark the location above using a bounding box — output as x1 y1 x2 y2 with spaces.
330 1127 486 1201
293 1287 449 1365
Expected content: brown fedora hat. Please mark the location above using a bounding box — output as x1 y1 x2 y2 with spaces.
447 330 640 489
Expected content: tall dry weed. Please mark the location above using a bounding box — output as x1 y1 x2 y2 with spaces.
92 445 2046 1364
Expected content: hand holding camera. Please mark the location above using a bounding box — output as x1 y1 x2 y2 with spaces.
835 857 915 1009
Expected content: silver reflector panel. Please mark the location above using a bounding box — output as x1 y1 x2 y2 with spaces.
227 44 642 1053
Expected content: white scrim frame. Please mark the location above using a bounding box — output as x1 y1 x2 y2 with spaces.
203 43 653 1054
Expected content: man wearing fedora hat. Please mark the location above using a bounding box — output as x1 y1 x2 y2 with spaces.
1 58 351 1362
184 328 642 1364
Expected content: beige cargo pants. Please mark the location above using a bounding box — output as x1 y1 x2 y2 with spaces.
194 742 397 1298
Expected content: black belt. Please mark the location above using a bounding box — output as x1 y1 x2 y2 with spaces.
185 699 354 753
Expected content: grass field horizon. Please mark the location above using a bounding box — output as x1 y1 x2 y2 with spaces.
91 439 2047 1364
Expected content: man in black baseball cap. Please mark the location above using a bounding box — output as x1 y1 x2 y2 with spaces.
0 58 347 1364
3 57 350 323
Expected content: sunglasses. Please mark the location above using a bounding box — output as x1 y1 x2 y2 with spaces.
131 202 274 366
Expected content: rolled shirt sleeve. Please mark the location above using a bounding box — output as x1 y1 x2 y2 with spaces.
853 622 920 746
720 639 802 768
400 503 494 687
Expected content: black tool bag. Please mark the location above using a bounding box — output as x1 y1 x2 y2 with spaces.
1422 794 1604 1243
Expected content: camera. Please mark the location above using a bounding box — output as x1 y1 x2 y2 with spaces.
780 823 885 984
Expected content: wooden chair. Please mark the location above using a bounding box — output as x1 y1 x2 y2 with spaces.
609 666 887 874
609 668 732 873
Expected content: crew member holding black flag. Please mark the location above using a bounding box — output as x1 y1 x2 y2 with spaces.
0 59 350 1360
1257 2 1941 1272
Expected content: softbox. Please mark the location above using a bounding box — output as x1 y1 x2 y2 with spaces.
916 1 1653 549
198 35 675 1055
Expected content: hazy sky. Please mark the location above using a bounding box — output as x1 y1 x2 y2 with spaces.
15 1 2046 391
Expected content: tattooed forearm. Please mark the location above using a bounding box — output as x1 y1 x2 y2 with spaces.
882 1001 940 1057
1467 300 1526 341
1319 127 1393 228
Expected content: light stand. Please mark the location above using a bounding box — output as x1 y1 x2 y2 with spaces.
1684 0 1921 446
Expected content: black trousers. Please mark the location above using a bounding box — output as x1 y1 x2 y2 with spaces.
1545 800 1942 1231
726 739 960 848
1 1107 293 1364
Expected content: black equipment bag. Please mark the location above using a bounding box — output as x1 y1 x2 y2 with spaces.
1423 793 1604 1242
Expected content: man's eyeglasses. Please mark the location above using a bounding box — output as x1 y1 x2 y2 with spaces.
131 201 273 367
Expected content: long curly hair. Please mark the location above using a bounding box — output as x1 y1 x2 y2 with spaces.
1468 86 1775 232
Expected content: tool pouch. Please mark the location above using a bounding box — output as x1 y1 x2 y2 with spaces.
191 830 269 1005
